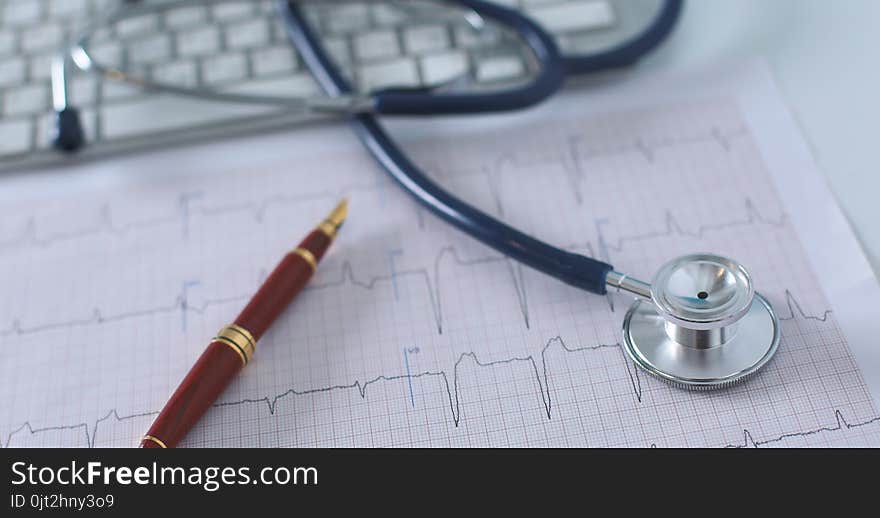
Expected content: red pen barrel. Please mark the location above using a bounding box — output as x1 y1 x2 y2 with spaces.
235 230 330 341
140 343 243 448
139 201 347 448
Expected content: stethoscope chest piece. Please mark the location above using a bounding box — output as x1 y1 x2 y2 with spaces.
621 254 780 390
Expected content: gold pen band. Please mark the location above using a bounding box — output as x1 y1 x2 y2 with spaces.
142 435 168 448
214 324 257 365
293 247 317 271
317 220 338 238
224 324 256 354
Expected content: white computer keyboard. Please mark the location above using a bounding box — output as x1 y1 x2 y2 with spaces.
0 0 654 171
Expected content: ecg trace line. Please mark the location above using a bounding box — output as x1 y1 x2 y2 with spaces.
0 181 384 252
596 198 785 258
726 411 880 448
3 324 874 448
0 198 788 339
2 335 624 447
0 126 749 255
1 410 158 451
562 126 749 204
212 336 635 425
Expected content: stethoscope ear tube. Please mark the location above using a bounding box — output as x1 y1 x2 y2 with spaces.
52 107 86 152
371 0 566 115
51 53 86 152
562 0 684 74
350 114 613 295
280 0 614 295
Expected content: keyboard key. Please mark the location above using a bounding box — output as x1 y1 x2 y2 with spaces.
226 18 270 49
164 5 207 29
323 37 352 65
86 41 123 67
526 1 615 33
269 16 289 44
0 58 26 88
90 0 121 13
476 55 524 82
251 46 297 77
115 13 159 39
421 51 468 85
70 74 99 106
202 53 247 84
4 85 49 117
0 30 15 56
177 26 220 57
3 0 42 26
256 1 275 16
354 31 400 61
359 59 419 90
324 4 370 34
0 119 33 156
128 34 172 65
28 53 55 81
49 0 89 18
454 24 501 49
102 78 148 101
211 2 254 21
152 61 198 87
89 27 113 45
404 25 450 54
21 23 64 53
370 4 407 27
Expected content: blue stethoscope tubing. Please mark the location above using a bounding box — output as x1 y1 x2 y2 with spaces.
280 0 684 296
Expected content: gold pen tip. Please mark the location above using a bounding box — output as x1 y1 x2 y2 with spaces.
328 198 348 226
318 198 348 238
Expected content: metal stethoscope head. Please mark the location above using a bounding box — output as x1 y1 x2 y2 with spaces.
608 254 780 389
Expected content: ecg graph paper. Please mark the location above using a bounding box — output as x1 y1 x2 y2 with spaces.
2 98 879 448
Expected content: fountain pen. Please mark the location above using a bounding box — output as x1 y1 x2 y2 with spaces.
140 200 348 448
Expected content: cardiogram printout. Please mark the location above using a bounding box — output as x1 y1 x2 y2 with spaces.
2 61 879 447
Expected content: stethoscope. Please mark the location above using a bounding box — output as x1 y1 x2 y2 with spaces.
51 0 779 390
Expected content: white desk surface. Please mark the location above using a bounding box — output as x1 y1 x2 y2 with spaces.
641 0 880 277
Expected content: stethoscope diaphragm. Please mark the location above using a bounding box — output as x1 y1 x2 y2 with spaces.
619 254 780 390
